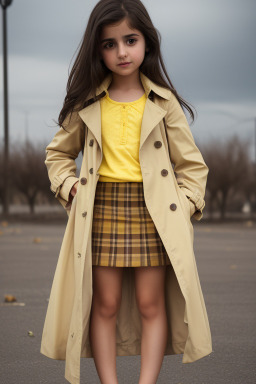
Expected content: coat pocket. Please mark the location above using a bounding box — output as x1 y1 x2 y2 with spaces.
177 187 195 220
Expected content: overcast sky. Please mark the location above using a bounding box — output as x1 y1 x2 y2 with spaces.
0 0 255 158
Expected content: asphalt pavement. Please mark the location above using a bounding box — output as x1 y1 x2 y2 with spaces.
0 220 255 384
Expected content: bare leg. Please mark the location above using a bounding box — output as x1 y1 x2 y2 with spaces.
89 266 124 384
134 266 168 384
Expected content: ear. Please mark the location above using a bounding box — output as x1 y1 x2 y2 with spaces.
145 47 149 53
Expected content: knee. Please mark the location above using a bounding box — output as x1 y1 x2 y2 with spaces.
136 294 161 319
93 293 121 319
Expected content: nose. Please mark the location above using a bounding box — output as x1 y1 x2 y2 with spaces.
117 42 127 58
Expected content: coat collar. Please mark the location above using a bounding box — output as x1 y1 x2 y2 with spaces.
86 71 172 101
78 71 169 154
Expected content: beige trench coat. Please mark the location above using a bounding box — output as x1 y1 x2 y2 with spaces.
40 71 212 384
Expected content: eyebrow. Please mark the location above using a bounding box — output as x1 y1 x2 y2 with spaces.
100 33 140 44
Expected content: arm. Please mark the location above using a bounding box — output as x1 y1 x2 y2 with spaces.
45 110 85 210
164 95 209 221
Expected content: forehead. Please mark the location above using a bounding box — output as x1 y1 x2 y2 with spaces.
100 18 141 38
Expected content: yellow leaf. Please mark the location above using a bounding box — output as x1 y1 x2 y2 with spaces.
4 295 17 302
33 237 42 243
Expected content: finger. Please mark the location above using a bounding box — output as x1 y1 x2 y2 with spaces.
70 186 77 197
71 181 79 196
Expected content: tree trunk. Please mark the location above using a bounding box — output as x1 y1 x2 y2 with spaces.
220 191 228 220
28 194 37 214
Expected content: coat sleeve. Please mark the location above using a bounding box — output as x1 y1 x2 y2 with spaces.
164 95 209 221
45 110 85 210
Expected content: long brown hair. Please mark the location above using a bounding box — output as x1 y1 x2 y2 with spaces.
58 0 196 128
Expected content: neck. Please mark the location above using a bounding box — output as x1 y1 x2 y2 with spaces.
110 70 142 91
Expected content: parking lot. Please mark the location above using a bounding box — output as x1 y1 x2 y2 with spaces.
0 220 255 384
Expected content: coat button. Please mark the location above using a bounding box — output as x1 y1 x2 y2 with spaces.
170 203 177 211
89 168 93 174
154 141 162 148
89 139 94 146
80 177 87 185
77 252 81 258
82 211 87 217
161 169 168 176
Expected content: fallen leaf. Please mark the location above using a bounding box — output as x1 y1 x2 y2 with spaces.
28 331 35 337
4 295 17 303
230 264 238 269
33 237 42 243
1 221 8 227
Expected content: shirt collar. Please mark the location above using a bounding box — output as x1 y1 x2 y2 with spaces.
86 71 172 101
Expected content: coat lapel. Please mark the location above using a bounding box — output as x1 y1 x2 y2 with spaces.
140 99 167 149
78 71 171 152
78 97 167 152
78 101 102 150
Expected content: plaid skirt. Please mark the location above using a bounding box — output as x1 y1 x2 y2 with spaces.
91 181 171 267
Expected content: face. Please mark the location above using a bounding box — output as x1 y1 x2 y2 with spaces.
99 18 147 77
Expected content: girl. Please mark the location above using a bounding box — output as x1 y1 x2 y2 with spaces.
40 1 212 383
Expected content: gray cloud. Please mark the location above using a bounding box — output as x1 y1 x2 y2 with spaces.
0 0 255 156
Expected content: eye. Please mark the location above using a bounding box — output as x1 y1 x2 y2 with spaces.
103 42 115 49
127 38 137 45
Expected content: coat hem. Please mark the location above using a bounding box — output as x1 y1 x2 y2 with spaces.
40 345 66 361
81 339 187 358
65 370 79 384
182 344 213 363
41 339 188 360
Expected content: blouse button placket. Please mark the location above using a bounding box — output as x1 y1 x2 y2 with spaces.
120 105 128 145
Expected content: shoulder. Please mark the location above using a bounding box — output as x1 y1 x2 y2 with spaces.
156 92 189 126
154 90 179 113
62 105 85 132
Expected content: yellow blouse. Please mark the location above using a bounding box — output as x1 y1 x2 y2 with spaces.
98 89 147 182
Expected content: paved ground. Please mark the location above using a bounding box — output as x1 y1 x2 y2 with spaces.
0 220 255 384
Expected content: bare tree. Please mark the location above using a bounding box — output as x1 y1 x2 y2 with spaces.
200 143 219 218
241 161 256 212
10 139 50 214
201 135 251 219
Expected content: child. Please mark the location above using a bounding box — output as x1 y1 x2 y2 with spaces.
40 1 212 383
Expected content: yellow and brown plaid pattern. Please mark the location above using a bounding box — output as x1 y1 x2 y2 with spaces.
92 181 171 267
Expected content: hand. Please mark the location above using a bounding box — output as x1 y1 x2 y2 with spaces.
70 181 79 197
66 181 79 209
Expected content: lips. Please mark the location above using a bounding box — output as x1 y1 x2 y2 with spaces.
118 62 131 66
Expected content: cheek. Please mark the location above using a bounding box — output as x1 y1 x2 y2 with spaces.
101 50 113 65
135 45 146 61
134 40 146 55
